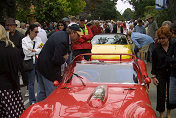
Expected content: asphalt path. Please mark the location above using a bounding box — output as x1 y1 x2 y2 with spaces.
20 62 176 117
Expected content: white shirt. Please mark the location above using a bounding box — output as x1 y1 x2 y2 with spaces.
22 35 42 63
37 27 48 44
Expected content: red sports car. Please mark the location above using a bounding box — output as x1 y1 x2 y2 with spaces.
21 54 156 118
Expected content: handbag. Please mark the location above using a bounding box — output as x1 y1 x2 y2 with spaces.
23 41 36 72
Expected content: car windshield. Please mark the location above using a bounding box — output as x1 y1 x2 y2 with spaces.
91 34 128 45
72 61 138 84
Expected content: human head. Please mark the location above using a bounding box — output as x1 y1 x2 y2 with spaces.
25 24 39 39
6 18 17 33
117 21 121 26
0 25 14 47
62 17 70 27
129 24 134 30
162 21 172 29
146 14 153 23
79 16 86 27
15 20 20 28
34 22 41 27
20 22 26 29
70 16 77 23
57 20 66 31
137 19 143 26
95 21 100 26
26 23 29 30
157 26 172 46
67 24 83 43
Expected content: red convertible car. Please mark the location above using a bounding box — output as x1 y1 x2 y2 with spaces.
21 54 156 118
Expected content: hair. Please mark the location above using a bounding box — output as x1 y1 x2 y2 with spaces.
25 24 38 36
57 20 66 31
0 25 15 47
157 26 172 40
162 21 172 29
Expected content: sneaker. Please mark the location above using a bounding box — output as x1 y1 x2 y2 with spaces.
25 90 29 97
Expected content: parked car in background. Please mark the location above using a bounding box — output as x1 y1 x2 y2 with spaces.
21 54 156 118
91 34 134 60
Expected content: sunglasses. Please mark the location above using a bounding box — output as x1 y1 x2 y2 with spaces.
35 31 39 33
158 37 167 40
58 24 64 26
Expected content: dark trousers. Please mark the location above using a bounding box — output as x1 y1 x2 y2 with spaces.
156 73 175 112
72 49 91 61
21 71 28 86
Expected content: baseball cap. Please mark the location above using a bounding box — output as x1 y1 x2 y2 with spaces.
6 18 17 25
69 24 83 36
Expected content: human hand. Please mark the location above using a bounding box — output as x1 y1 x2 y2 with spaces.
38 43 44 48
28 49 36 52
153 77 159 86
63 53 69 61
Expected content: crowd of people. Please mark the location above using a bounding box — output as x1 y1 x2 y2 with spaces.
0 14 176 118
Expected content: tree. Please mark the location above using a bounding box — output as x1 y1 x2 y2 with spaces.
167 0 176 22
122 8 134 21
67 0 86 16
83 0 119 20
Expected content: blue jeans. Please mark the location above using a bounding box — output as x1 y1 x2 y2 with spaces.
27 64 39 105
66 52 72 64
169 76 176 104
37 71 56 102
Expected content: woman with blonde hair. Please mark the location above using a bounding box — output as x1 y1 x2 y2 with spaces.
0 25 25 117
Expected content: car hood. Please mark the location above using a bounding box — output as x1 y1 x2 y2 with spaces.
91 44 132 59
58 85 136 117
21 85 155 118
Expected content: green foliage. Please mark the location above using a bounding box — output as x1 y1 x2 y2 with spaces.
16 0 31 22
34 0 70 23
129 0 155 19
122 8 134 21
67 0 86 16
15 0 86 23
84 0 120 20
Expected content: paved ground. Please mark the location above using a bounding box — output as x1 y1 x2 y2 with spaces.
146 62 176 118
20 62 176 117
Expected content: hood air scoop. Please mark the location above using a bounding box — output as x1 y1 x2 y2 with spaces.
88 85 107 108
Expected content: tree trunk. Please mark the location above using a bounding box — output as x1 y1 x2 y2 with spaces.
167 0 176 22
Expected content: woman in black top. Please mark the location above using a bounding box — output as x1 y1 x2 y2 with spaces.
0 25 25 117
151 26 175 118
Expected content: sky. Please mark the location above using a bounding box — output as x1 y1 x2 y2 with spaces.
116 0 134 14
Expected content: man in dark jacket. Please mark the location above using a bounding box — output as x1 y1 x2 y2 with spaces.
36 24 82 102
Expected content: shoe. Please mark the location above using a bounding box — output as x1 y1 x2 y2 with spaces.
25 90 29 97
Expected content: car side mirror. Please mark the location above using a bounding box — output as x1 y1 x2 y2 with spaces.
144 77 151 84
53 80 59 87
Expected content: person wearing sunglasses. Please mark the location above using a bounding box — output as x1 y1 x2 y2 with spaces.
56 21 66 31
151 26 175 118
22 24 43 105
